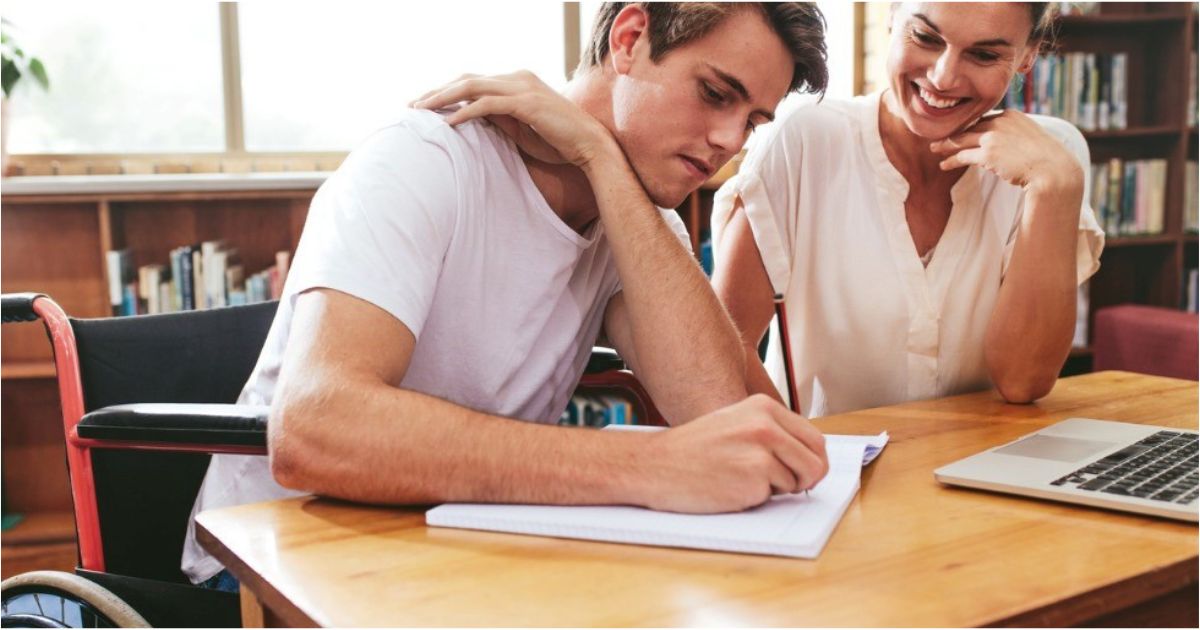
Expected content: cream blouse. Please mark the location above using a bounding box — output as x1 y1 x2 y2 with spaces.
712 91 1105 417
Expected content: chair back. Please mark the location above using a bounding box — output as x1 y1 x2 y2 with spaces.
71 301 277 583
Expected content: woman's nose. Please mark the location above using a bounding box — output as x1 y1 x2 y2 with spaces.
927 51 962 92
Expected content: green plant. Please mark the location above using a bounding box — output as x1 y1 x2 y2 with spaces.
1 17 49 99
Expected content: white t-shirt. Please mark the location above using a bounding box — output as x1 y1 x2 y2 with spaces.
182 110 690 583
712 91 1105 418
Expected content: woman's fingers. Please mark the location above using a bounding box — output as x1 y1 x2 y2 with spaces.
939 147 986 171
408 73 482 107
413 78 523 113
930 131 985 154
442 96 521 126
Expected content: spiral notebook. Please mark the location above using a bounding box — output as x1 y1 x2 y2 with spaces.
426 431 887 559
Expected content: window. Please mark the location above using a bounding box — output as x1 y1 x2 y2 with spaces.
3 2 858 166
237 2 567 152
3 2 224 154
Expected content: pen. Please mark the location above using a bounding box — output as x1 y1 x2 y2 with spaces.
773 298 800 415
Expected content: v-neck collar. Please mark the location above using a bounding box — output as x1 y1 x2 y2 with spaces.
860 90 982 316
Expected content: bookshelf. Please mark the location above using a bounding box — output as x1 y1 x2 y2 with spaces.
0 178 318 571
1054 3 1199 373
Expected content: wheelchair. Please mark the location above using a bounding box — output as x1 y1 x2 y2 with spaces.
0 293 659 627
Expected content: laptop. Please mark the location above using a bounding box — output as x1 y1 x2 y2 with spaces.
935 418 1198 522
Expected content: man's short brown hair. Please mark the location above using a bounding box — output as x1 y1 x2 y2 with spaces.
578 3 828 96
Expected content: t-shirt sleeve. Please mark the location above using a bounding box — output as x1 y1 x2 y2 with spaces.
711 115 802 297
287 121 460 338
1001 117 1105 285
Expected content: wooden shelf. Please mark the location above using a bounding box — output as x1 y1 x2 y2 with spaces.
1069 345 1094 358
1081 126 1181 141
1 361 57 380
1 510 78 579
1 510 76 547
1103 235 1178 248
1058 14 1188 27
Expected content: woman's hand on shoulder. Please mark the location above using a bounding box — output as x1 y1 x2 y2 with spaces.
409 70 617 169
928 110 1084 197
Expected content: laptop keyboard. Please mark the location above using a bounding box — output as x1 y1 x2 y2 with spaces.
1050 431 1198 505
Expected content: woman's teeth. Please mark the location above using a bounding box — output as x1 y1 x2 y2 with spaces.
917 86 963 109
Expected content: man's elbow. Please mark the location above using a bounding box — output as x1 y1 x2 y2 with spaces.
267 391 325 492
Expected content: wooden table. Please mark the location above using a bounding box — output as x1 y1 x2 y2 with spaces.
197 371 1199 627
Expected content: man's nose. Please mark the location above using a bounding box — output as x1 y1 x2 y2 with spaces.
709 115 745 155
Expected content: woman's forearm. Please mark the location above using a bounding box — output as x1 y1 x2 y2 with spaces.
984 179 1083 402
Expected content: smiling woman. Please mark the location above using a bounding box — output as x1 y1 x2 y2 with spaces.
711 1 1107 418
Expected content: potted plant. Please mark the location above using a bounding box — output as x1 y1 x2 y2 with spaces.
1 17 50 176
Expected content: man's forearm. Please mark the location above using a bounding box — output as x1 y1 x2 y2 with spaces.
270 376 655 506
584 147 748 421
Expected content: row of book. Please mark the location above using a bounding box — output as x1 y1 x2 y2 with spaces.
105 242 290 316
559 393 638 428
1186 162 1198 233
1001 53 1127 131
1087 158 1168 238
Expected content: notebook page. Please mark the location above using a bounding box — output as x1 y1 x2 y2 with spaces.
426 438 875 558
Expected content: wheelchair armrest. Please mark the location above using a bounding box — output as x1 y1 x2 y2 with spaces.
77 403 268 447
1 292 46 323
586 346 625 374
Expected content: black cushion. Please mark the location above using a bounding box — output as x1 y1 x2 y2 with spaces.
77 403 269 447
586 346 625 373
1 292 45 323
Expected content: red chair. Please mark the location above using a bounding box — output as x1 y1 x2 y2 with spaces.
1093 304 1199 380
0 292 659 627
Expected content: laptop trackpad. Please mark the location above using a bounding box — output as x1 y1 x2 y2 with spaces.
994 434 1118 463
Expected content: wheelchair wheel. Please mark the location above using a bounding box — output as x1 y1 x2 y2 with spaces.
0 572 148 628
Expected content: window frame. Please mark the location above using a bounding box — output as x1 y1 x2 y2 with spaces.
7 3 584 176
6 2 865 177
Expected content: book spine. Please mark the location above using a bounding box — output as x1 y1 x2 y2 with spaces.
192 248 206 310
180 246 195 311
1122 162 1136 235
1107 158 1122 236
105 250 125 316
1113 53 1127 129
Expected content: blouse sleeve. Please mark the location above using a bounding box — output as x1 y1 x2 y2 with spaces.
1001 117 1105 285
711 111 807 297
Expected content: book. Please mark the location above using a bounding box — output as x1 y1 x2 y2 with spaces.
427 431 889 560
1073 282 1089 348
1185 161 1198 233
105 249 131 317
1187 268 1197 314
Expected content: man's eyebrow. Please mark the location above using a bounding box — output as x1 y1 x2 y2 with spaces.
912 13 1013 47
706 63 776 122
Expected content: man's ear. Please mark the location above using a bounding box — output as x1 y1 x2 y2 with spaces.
608 4 649 75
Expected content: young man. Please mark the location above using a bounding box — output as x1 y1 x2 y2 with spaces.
183 2 830 586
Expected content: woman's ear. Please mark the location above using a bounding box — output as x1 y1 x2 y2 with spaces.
1015 46 1037 76
608 4 649 75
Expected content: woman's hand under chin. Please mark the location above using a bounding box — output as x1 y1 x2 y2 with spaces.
927 110 1084 197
